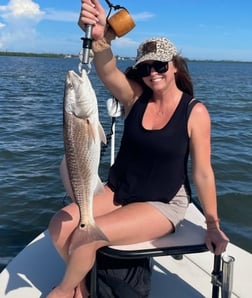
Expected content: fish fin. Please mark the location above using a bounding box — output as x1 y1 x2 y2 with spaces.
94 176 105 195
98 122 107 144
59 155 75 201
87 121 98 144
87 121 106 145
69 223 109 254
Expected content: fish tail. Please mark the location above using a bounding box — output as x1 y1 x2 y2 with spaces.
84 222 109 242
69 223 109 254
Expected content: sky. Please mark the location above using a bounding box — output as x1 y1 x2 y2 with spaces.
0 0 251 61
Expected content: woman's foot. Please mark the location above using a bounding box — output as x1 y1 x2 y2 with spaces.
74 282 90 298
46 285 75 298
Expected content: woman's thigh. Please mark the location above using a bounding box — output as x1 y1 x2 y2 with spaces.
96 202 174 246
49 186 174 246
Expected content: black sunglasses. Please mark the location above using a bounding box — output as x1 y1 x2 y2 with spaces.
135 61 169 77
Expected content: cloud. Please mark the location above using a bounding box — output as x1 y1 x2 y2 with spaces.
132 12 155 21
43 8 78 22
0 0 44 19
0 0 45 51
114 37 138 48
40 9 155 24
0 1 155 53
0 0 80 51
113 37 138 57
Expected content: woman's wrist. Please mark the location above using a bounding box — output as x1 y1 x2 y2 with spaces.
92 26 116 53
205 218 220 230
104 25 116 42
92 38 111 53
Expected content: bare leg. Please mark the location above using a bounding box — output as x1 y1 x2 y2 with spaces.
48 187 119 259
49 203 79 261
47 187 120 297
47 240 107 298
47 187 174 298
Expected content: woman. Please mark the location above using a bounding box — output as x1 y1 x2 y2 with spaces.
46 0 229 297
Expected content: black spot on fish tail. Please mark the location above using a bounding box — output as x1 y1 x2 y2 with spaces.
69 223 109 254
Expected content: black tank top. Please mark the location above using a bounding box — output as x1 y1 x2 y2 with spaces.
107 91 199 205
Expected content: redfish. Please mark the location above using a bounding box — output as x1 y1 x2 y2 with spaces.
61 69 108 253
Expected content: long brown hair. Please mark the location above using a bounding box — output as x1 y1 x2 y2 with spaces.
172 56 194 96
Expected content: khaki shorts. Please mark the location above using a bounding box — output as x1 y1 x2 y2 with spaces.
147 185 189 230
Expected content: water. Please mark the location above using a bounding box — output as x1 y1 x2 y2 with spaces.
0 57 251 271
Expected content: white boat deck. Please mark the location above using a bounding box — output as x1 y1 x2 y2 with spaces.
0 229 251 298
150 242 252 297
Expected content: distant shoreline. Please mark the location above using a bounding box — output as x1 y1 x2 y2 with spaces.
0 51 72 59
0 51 251 63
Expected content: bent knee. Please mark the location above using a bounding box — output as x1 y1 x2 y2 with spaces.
48 203 80 243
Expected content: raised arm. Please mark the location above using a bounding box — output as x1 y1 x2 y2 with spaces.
78 0 142 109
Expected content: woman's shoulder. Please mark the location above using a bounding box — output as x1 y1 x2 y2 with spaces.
188 99 211 132
189 100 208 115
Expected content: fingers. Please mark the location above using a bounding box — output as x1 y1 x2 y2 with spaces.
205 229 229 255
207 241 227 255
79 1 99 30
205 239 216 254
